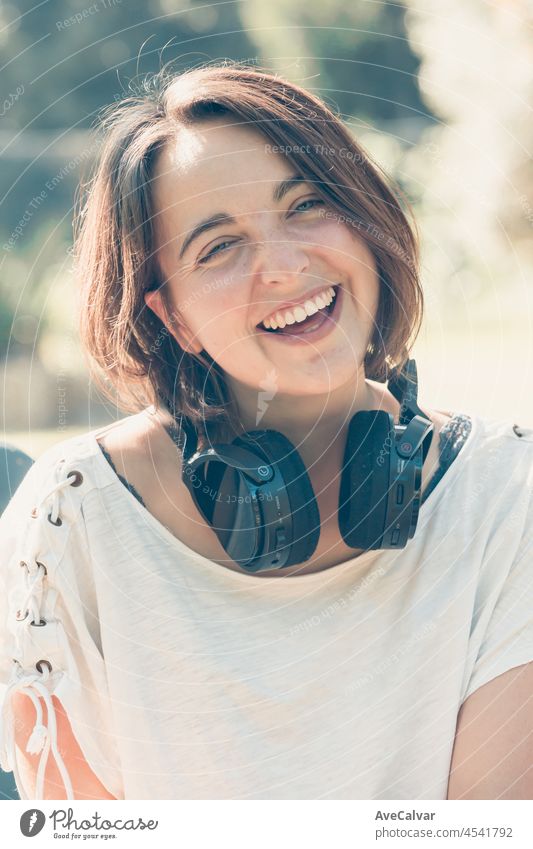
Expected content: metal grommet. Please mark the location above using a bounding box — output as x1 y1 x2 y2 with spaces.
513 424 524 438
35 659 52 674
15 609 29 621
30 618 47 627
47 513 62 526
31 507 38 518
35 561 48 576
68 470 83 487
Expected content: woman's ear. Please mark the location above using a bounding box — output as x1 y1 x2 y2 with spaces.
144 290 203 355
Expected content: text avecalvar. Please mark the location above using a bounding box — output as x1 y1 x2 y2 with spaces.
375 811 436 821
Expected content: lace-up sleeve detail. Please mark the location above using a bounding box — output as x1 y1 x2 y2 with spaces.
0 445 123 800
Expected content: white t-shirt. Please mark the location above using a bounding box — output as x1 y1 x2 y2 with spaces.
1 410 532 800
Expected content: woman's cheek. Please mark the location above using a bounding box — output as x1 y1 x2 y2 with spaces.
191 305 242 360
310 218 352 247
313 218 370 261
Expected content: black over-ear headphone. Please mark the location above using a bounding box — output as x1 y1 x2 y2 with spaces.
163 358 434 574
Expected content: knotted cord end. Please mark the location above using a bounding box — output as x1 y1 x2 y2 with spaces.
26 723 48 755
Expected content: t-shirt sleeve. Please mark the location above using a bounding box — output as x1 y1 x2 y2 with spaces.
461 482 533 705
0 444 124 800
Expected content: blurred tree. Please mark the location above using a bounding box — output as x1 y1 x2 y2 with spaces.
0 0 258 256
241 0 433 131
0 0 257 131
401 0 533 315
0 0 435 259
0 0 443 431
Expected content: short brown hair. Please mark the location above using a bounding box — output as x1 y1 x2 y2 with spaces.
75 60 423 440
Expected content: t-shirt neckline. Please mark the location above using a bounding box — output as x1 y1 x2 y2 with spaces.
85 411 480 585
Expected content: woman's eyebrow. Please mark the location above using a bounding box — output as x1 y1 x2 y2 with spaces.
178 173 307 260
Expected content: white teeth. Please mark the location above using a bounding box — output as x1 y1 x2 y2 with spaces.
261 285 337 330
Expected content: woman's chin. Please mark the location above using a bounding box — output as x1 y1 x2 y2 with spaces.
262 366 359 397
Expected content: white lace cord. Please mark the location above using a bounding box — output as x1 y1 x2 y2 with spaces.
3 468 79 799
40 473 76 525
19 564 46 628
3 667 74 800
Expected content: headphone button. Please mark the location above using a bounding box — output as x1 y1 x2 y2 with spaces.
275 528 286 546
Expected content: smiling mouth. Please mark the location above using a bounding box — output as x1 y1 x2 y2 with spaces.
256 285 340 336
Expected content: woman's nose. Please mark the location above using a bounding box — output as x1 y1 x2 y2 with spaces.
250 234 311 285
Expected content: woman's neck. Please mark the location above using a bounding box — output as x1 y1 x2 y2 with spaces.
217 375 399 482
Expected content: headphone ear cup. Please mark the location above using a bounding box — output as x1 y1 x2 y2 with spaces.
232 430 320 566
338 410 394 550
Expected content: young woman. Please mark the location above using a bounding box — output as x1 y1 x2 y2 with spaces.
1 62 532 801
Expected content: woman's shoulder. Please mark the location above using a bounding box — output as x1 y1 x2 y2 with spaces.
460 410 533 457
93 406 183 503
0 432 106 612
94 407 164 458
0 413 157 532
429 406 533 451
1 435 89 520
438 409 533 496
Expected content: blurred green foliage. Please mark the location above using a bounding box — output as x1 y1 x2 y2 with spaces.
0 0 431 354
1 1 531 429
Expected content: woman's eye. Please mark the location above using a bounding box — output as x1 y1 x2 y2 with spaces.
198 240 236 265
196 201 323 264
292 198 324 213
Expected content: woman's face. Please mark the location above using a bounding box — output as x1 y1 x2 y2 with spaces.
146 120 380 400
